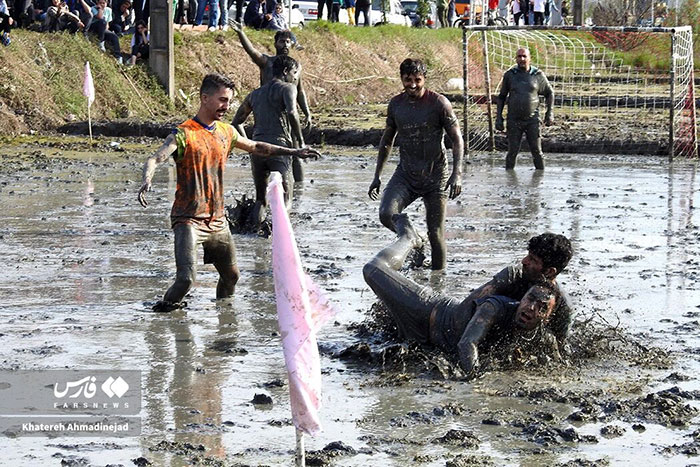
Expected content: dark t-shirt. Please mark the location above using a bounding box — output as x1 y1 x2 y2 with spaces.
432 295 519 352
248 79 296 148
484 265 574 343
386 89 458 186
498 66 553 121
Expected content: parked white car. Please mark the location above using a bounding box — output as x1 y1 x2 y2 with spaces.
290 0 350 23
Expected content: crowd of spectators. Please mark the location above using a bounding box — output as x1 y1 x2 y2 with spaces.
0 0 149 63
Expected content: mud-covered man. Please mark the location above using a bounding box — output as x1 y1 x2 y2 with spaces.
363 214 574 375
138 73 320 313
496 47 554 170
232 55 306 227
368 58 464 271
232 24 311 182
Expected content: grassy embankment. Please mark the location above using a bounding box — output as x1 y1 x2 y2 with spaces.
0 22 463 135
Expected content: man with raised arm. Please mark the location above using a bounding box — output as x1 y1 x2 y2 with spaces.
363 214 575 376
138 73 320 313
496 47 554 170
231 23 311 182
232 55 306 227
368 58 464 271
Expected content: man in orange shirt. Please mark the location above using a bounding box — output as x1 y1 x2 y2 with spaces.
138 73 320 312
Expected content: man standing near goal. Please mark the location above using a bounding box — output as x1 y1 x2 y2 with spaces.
496 47 554 170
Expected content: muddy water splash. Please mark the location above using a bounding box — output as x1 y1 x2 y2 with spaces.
0 141 698 465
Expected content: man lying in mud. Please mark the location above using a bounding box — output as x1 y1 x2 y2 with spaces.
363 214 573 375
232 56 306 229
368 58 464 270
137 73 320 313
231 23 311 182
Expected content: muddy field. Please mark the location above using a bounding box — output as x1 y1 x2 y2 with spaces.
0 137 699 466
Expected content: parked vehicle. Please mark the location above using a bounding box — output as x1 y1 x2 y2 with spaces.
400 0 437 27
290 0 349 23
355 0 409 25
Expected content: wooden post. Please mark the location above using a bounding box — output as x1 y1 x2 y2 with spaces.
149 0 175 101
669 32 675 160
481 30 495 151
463 27 470 160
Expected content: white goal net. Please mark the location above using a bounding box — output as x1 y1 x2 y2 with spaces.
461 26 698 158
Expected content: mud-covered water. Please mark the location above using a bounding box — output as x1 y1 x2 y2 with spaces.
0 139 699 466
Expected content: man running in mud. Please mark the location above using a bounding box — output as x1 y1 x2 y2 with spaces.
496 47 554 170
231 55 306 228
368 58 464 271
137 73 320 313
363 214 573 375
231 23 311 182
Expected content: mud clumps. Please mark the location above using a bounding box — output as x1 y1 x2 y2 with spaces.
305 441 359 466
445 453 495 466
432 429 480 449
251 393 273 405
661 429 700 456
148 441 225 466
226 197 271 237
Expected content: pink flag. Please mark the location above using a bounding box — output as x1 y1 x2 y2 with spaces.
83 62 95 108
268 172 336 436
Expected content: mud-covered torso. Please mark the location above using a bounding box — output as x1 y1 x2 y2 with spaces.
249 79 295 148
500 66 552 121
386 89 458 186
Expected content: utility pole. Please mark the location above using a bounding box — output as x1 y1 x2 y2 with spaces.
149 0 175 101
573 0 583 25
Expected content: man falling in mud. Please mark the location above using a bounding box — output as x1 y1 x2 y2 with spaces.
232 55 306 228
368 58 464 271
137 73 320 313
363 214 573 376
496 47 554 170
231 23 311 182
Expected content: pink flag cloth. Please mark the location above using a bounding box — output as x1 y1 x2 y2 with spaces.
83 62 95 108
267 171 336 436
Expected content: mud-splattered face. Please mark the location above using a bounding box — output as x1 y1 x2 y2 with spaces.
282 65 300 84
200 86 233 121
514 285 555 330
521 251 546 281
275 36 293 55
516 48 531 71
401 73 425 99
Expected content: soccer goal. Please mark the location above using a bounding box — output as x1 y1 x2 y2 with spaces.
460 26 698 159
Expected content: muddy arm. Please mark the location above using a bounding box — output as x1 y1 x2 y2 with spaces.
495 73 509 129
297 73 312 128
444 122 463 199
234 136 320 159
368 126 397 200
232 22 266 68
231 95 253 139
138 133 177 207
456 301 501 375
284 86 305 147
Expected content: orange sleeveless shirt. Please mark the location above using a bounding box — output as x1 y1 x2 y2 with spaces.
170 118 238 227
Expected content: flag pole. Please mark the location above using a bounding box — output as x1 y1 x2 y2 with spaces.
295 428 305 467
87 102 93 144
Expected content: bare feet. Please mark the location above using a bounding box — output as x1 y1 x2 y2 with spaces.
391 213 423 249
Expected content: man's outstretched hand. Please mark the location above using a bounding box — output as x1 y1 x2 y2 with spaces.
230 20 242 33
295 147 322 160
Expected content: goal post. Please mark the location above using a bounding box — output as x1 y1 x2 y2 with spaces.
461 25 698 159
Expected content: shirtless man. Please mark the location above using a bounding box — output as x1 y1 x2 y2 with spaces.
232 55 306 227
138 73 320 312
363 214 573 375
368 58 464 270
495 47 554 170
232 23 311 182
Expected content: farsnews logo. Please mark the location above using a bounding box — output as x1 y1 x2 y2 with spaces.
53 376 129 399
53 375 131 410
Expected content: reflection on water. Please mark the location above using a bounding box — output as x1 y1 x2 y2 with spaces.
0 147 698 465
